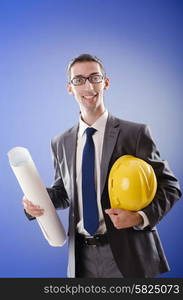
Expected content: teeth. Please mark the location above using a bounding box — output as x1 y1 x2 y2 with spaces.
84 95 96 98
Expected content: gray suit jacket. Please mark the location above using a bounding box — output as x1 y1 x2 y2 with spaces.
29 113 182 277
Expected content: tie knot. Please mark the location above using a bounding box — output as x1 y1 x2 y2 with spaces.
85 127 96 137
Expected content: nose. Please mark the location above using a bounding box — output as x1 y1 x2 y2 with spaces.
83 78 94 90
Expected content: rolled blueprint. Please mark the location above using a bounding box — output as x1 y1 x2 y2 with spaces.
8 146 66 247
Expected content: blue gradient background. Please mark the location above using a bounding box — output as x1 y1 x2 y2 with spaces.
0 0 182 277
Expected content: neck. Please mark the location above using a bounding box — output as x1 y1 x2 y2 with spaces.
81 107 105 126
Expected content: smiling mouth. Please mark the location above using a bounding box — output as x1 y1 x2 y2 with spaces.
82 94 97 101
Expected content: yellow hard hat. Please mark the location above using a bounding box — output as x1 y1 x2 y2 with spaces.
108 155 157 211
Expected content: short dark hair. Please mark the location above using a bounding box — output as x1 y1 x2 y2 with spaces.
67 53 106 82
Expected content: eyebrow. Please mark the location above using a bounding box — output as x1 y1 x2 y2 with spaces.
73 72 101 78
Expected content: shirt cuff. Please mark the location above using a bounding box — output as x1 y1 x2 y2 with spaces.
133 211 150 230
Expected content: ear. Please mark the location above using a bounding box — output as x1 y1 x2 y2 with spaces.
67 83 74 94
104 77 110 90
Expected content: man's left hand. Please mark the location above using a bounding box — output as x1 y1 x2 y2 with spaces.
105 208 143 229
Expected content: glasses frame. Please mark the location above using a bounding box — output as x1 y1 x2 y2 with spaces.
70 74 104 86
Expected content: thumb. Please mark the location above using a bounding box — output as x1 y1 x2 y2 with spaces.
105 208 122 215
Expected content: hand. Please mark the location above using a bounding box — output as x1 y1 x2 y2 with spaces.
105 208 143 229
22 196 44 217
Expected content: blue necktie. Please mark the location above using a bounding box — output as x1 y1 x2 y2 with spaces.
82 127 99 235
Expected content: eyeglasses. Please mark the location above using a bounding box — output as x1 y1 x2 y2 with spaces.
70 74 104 86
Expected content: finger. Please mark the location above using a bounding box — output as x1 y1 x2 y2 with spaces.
25 200 35 206
23 200 42 210
26 211 44 217
25 208 44 217
22 196 33 205
23 201 44 211
28 202 41 209
22 200 30 209
26 206 44 213
105 208 122 215
22 199 32 206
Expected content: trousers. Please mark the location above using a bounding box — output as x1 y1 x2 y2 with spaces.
76 241 123 278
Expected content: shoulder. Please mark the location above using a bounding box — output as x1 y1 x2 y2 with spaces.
108 113 147 134
51 123 79 147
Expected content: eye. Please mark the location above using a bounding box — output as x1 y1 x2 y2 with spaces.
90 75 103 83
72 77 85 86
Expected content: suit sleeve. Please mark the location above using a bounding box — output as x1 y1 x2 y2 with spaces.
46 139 70 210
136 125 182 229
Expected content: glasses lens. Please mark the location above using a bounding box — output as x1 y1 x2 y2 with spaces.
71 77 85 86
89 74 103 83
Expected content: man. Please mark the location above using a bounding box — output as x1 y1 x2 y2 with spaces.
23 54 181 278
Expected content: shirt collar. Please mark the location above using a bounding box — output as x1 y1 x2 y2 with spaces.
78 110 108 136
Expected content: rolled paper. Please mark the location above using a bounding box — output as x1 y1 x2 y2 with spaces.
8 146 66 247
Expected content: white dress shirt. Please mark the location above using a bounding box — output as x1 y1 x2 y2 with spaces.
76 110 108 236
76 110 149 236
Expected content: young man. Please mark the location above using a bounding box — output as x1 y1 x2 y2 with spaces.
23 54 181 278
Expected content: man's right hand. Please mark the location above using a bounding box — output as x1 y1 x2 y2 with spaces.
22 196 44 217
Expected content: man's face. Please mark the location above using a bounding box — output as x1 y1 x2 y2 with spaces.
67 61 109 113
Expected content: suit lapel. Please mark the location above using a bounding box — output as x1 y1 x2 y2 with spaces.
100 114 120 195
